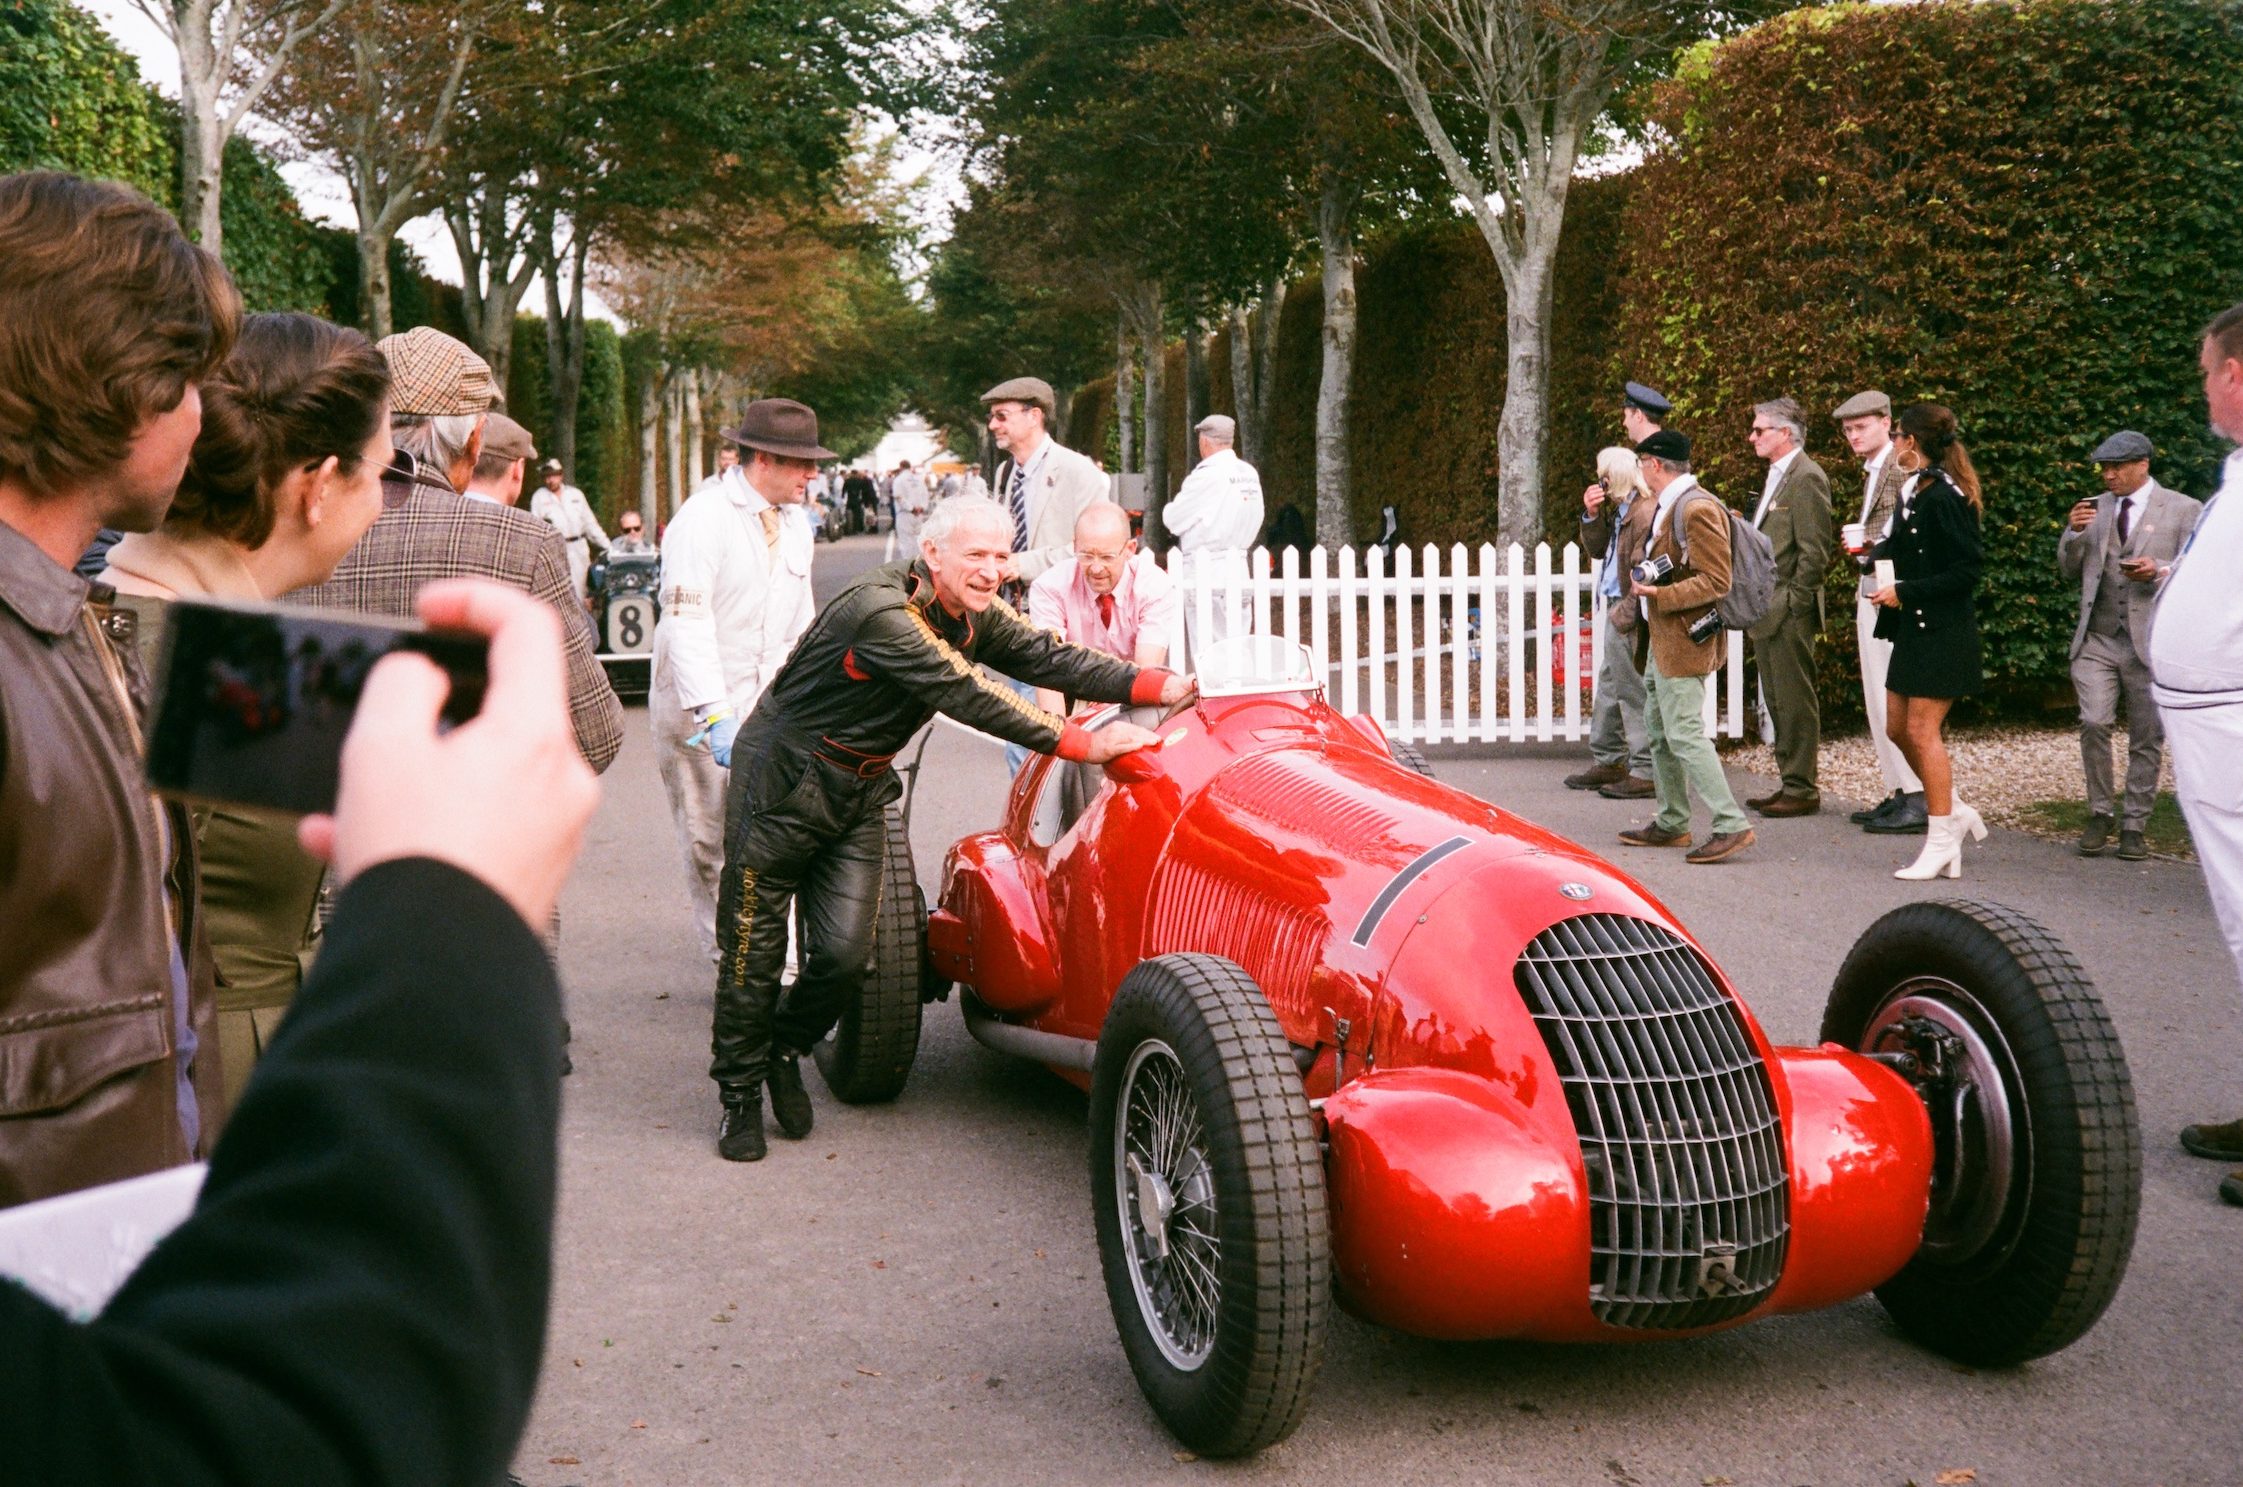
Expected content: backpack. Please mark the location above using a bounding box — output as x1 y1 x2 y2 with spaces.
1678 487 1775 632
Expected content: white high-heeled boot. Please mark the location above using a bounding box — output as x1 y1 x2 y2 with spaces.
1952 797 1989 844
1896 813 1964 880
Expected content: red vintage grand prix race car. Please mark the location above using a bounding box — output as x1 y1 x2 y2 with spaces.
810 637 2142 1458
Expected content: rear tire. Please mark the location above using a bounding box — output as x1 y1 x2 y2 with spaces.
1822 899 2139 1364
1387 738 1434 778
1089 954 1328 1456
814 806 923 1104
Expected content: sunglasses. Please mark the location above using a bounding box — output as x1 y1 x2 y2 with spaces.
380 446 419 508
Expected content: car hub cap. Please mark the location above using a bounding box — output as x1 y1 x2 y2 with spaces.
1865 982 2027 1266
1116 1039 1220 1371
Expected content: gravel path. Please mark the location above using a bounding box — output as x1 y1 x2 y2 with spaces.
1721 720 2184 852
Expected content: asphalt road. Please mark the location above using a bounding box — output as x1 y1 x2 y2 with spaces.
517 531 2241 1486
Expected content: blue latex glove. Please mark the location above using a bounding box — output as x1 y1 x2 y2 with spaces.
706 714 742 768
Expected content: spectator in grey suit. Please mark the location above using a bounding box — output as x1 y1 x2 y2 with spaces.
2059 430 2201 860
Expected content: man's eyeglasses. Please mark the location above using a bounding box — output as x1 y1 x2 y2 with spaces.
380 446 419 508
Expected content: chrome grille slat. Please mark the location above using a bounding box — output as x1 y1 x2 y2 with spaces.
1515 914 1791 1330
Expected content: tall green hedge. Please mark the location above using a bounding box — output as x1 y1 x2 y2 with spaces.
1620 0 2243 714
0 0 171 200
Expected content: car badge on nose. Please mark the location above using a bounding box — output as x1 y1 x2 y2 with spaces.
1559 883 1594 901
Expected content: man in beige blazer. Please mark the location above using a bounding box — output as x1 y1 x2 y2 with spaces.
1743 397 1834 817
2059 429 2203 860
983 377 1111 588
1621 431 1755 865
983 375 1113 771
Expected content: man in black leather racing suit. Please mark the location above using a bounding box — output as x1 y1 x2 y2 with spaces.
711 495 1192 1161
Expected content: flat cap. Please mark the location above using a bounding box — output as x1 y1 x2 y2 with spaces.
2091 430 2154 463
1623 381 1671 417
482 412 536 464
981 376 1056 415
378 326 496 417
1831 389 1891 422
1195 413 1236 441
1635 429 1692 464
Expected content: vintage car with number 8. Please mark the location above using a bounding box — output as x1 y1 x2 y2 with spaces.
810 637 2142 1458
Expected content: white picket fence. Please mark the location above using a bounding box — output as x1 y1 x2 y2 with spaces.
1162 543 1749 746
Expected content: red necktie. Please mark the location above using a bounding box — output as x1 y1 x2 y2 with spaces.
1097 594 1116 629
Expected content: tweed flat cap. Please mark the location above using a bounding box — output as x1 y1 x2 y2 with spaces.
982 377 1057 415
1195 413 1236 441
2091 429 2155 463
482 412 536 463
1831 389 1891 422
1623 381 1671 416
378 326 496 417
1636 429 1691 464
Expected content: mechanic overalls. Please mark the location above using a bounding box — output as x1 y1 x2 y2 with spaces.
710 559 1174 1111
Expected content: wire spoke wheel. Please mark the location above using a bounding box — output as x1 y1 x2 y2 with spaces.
1117 1040 1222 1369
1090 954 1329 1457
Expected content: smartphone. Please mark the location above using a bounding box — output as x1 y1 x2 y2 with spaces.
146 597 489 817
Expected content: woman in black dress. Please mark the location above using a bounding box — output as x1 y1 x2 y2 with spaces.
1869 404 1986 879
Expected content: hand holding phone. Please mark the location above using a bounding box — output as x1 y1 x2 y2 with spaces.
148 598 488 819
299 580 598 929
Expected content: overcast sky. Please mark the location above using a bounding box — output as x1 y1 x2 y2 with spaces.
78 0 628 322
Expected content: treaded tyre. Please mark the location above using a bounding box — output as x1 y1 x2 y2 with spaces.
1089 954 1328 1457
1822 898 2140 1364
1387 738 1434 777
814 806 923 1104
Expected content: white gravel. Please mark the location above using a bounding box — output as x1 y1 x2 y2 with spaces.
1721 721 2184 852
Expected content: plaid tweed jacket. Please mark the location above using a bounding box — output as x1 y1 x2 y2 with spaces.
296 471 625 772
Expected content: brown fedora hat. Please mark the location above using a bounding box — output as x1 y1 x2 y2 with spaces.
721 398 836 461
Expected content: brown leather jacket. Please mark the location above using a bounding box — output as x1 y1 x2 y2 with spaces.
0 518 223 1209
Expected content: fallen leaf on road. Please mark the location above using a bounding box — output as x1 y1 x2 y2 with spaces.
630 1420 646 1430
710 1314 731 1323
1033 1249 1046 1259
856 1367 883 1377
1935 1472 1977 1485
870 1259 887 1269
1702 1477 1733 1486
549 1457 580 1466
1174 1451 1198 1463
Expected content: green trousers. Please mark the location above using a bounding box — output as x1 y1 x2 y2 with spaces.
1751 612 1820 798
1645 659 1748 836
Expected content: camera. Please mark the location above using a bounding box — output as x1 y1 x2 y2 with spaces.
1687 609 1724 645
1630 553 1674 586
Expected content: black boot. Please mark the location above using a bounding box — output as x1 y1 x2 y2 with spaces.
768 1051 814 1139
717 1094 768 1162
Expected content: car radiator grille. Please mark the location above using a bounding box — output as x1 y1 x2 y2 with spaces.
1513 914 1790 1330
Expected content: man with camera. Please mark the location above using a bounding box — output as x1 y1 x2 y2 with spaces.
2060 430 2200 860
1620 430 1755 865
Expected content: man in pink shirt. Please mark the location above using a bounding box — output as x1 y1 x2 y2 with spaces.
1026 502 1178 715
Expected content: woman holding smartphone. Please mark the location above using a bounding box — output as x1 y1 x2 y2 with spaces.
1867 403 1985 880
104 312 392 1106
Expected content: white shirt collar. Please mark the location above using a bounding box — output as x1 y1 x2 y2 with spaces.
1767 447 1801 483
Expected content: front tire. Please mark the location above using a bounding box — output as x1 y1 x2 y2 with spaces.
1089 954 1328 1457
1823 899 2140 1364
1387 738 1434 777
814 806 923 1104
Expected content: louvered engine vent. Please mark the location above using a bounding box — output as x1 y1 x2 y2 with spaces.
1513 914 1790 1330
